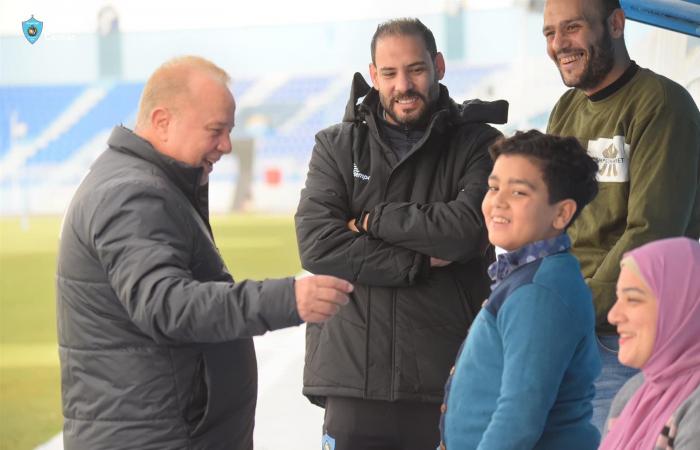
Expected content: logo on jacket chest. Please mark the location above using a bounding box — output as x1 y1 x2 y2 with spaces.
353 163 370 181
586 136 630 182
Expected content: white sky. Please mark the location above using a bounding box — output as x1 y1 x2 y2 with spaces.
1 0 516 35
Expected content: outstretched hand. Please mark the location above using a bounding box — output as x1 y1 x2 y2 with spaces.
294 275 354 322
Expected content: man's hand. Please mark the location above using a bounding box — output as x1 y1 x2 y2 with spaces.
294 275 354 323
346 213 370 233
430 257 453 267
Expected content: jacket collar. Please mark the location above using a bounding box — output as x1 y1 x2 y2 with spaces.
488 234 571 287
106 126 209 218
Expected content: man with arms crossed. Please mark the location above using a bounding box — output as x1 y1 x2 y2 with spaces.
543 0 700 431
296 18 507 449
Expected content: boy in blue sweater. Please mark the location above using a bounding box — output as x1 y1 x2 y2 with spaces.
439 130 602 449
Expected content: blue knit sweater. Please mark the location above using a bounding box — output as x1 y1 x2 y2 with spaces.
441 236 601 449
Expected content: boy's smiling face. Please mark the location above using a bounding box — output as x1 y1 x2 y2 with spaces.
482 154 574 252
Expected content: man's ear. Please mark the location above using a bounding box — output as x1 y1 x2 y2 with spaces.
150 107 171 143
434 52 445 81
608 8 625 39
369 63 379 89
553 199 577 230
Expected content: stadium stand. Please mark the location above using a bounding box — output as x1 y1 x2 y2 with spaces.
26 82 143 164
0 65 505 214
0 85 85 157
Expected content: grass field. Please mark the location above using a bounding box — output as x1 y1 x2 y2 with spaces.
0 214 301 450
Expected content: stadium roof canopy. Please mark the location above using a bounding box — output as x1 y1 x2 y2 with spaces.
621 0 700 37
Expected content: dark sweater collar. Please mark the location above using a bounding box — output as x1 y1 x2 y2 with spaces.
376 107 427 164
377 96 436 135
376 103 428 133
588 61 639 102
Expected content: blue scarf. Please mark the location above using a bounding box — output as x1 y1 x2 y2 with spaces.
487 234 571 288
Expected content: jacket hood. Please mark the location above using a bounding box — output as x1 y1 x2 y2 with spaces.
342 72 508 126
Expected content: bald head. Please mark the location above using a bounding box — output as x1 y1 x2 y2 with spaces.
596 0 621 20
136 56 231 131
544 0 620 22
134 56 236 183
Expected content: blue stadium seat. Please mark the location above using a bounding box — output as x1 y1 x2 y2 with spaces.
441 65 500 96
26 82 144 165
267 75 334 103
0 85 85 156
2 68 534 171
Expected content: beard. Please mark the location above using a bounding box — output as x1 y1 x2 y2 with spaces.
559 26 615 91
379 82 440 128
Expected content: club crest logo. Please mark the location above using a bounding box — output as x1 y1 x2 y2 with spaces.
586 135 630 182
22 15 43 44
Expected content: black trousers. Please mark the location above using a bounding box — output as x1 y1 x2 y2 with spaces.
322 396 441 450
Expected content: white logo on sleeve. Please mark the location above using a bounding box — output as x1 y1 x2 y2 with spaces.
587 136 630 182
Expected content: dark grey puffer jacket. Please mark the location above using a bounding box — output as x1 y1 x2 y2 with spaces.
57 126 302 450
295 74 508 406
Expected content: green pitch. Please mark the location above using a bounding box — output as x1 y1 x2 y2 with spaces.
0 214 301 449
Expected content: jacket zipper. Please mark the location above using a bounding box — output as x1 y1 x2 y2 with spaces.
390 289 397 401
364 287 371 398
362 109 445 401
365 109 444 179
